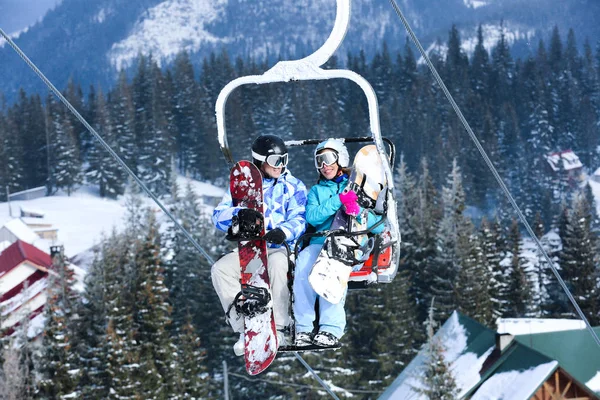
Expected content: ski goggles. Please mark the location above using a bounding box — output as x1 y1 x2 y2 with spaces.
252 151 288 168
314 151 338 169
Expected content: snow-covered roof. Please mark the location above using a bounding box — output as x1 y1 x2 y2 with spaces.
497 318 586 335
2 218 42 244
594 167 600 176
470 358 558 399
545 150 583 172
0 240 10 253
379 312 496 399
20 206 45 218
380 312 600 399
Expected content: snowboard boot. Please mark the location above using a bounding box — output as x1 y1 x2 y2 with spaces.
233 333 244 357
313 331 339 347
295 331 313 347
276 330 289 348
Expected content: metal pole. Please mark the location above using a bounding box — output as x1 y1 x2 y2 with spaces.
223 360 230 400
6 186 12 217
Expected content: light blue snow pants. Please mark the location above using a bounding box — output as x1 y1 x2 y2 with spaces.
293 243 346 338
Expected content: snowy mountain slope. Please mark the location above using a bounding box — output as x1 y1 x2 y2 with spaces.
108 0 229 70
1 0 599 101
0 176 224 263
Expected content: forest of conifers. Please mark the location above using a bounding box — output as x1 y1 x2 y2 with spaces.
1 25 599 398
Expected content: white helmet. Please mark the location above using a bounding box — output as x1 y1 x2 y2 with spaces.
314 138 350 168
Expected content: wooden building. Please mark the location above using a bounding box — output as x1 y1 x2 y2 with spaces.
0 240 51 337
380 312 600 399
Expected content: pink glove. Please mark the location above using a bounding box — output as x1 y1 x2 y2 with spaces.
339 190 360 216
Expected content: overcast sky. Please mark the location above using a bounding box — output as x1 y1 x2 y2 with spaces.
0 0 61 35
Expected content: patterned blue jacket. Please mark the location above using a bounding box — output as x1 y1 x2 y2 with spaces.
212 169 308 248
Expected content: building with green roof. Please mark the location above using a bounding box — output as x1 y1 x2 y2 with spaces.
379 311 600 399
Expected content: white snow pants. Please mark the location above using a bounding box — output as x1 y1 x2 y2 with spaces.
211 248 291 333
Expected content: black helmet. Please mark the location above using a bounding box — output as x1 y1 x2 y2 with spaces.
251 135 288 169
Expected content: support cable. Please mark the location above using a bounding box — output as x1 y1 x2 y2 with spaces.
294 352 341 400
387 0 600 348
0 27 215 266
0 28 339 396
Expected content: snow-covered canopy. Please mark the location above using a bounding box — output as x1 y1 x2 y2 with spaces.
544 150 583 172
497 318 586 335
1 218 45 246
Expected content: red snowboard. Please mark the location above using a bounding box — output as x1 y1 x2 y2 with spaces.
230 161 278 375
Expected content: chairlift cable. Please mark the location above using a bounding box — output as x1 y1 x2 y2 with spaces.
294 352 342 400
386 0 600 348
0 28 338 396
0 27 215 266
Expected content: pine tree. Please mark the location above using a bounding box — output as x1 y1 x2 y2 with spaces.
76 246 110 398
86 88 125 197
505 219 533 318
456 226 494 326
430 159 468 321
112 69 137 172
415 302 459 399
46 95 83 195
174 317 212 398
0 313 34 400
133 210 177 398
104 232 141 399
558 191 599 323
36 246 81 399
412 158 441 320
480 217 508 319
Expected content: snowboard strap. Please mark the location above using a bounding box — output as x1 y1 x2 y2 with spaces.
226 284 272 319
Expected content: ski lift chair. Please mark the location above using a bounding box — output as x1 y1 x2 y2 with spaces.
215 0 401 286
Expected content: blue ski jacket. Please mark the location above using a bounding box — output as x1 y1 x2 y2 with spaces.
306 176 384 245
212 169 308 248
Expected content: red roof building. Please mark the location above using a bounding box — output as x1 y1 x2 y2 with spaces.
0 240 52 336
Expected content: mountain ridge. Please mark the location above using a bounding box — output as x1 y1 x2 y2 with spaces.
1 0 599 102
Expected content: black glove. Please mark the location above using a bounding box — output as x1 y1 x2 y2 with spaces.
263 228 287 245
237 208 263 225
229 208 263 239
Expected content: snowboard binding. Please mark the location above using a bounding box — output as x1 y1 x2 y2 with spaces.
229 284 272 318
327 231 376 266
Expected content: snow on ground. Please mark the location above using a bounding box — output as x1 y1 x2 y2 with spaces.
0 177 224 261
470 361 558 400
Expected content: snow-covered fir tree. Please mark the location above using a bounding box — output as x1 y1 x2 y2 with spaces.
112 70 137 173
86 88 125 198
411 158 441 320
456 225 494 326
103 232 141 399
45 95 83 195
558 190 599 323
505 219 534 318
480 217 509 319
430 159 469 321
36 246 81 399
415 301 459 399
0 313 34 400
132 210 177 398
76 243 111 398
